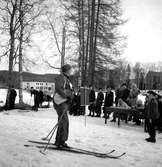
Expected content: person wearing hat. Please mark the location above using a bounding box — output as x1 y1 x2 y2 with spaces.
150 91 162 133
95 88 104 117
145 90 159 143
53 64 74 147
88 85 96 117
103 86 114 118
157 96 162 133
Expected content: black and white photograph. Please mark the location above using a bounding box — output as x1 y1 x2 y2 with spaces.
0 0 162 166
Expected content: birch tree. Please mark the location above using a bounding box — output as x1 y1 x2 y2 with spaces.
0 0 45 105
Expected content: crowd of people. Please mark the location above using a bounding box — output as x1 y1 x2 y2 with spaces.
90 83 162 143
68 82 162 143
87 83 140 119
68 83 140 118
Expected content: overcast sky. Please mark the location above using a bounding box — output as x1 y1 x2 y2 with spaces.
122 0 162 63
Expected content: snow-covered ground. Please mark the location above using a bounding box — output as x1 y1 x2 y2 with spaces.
0 89 162 167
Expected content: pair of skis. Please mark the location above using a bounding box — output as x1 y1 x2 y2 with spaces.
24 140 126 159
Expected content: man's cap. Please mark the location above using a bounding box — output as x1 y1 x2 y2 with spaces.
61 64 71 73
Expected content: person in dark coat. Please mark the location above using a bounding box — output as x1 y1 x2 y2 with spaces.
120 83 130 103
103 86 114 118
69 92 78 116
8 86 17 110
144 94 149 132
95 88 104 117
115 85 121 107
31 87 39 111
38 89 44 107
157 97 162 133
53 64 74 148
88 85 96 117
145 91 159 143
76 90 83 115
151 92 162 133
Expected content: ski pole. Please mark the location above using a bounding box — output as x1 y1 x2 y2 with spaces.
40 122 58 154
41 125 56 141
42 106 67 140
40 108 67 154
41 121 58 141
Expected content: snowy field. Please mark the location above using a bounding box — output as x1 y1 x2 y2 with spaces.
0 89 162 167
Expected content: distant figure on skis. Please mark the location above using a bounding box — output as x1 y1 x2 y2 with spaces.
53 64 73 147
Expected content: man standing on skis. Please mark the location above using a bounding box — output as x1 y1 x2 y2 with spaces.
53 64 74 147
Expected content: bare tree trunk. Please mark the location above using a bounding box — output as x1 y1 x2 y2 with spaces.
19 0 24 104
6 1 18 108
81 0 85 86
88 0 96 86
8 1 17 89
85 0 91 86
78 0 82 87
61 25 66 67
8 37 14 88
91 0 101 85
